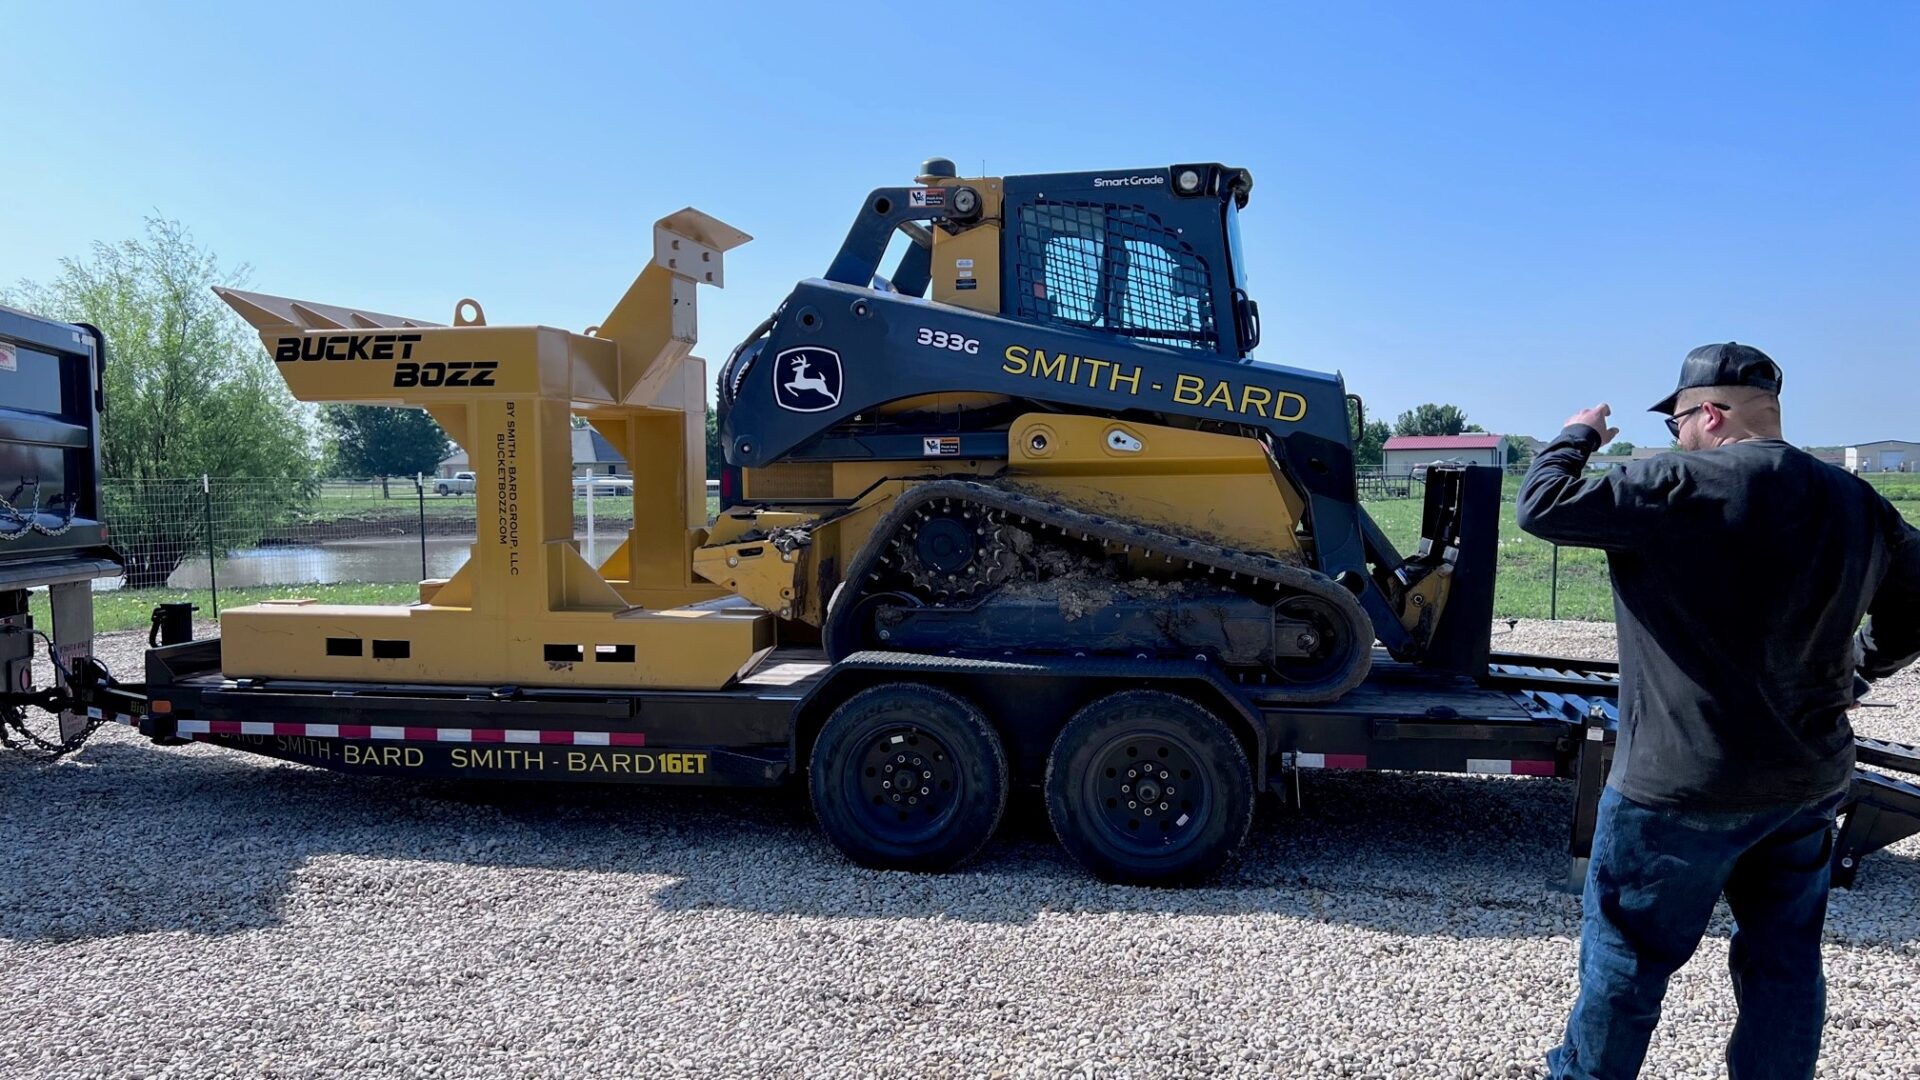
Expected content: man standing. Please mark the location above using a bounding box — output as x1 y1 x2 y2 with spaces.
1517 343 1920 1079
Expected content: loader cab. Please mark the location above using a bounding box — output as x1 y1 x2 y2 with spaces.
998 163 1259 359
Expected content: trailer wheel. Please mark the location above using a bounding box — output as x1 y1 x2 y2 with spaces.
808 682 1008 873
1045 690 1254 885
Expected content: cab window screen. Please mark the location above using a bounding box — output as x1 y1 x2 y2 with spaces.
1013 201 1217 350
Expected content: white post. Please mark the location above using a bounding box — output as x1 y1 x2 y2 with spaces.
583 470 594 558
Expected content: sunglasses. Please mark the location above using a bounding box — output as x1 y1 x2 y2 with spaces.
1666 402 1730 438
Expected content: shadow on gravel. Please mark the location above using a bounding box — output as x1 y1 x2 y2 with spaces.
5 736 1916 947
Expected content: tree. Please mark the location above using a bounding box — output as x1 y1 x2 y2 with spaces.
5 218 316 585
1603 441 1637 456
1502 435 1535 467
1393 403 1477 437
1346 399 1391 466
323 405 451 481
705 407 724 480
7 218 313 482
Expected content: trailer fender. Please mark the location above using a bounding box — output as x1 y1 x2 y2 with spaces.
789 652 1268 789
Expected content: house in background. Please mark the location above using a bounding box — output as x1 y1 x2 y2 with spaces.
571 428 628 476
437 429 630 478
1380 434 1507 476
1846 440 1920 473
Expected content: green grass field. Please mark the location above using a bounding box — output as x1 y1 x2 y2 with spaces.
30 582 422 635
1362 493 1616 622
1865 473 1920 526
1360 469 1919 623
303 489 648 525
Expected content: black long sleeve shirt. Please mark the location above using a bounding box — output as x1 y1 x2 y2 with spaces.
1517 425 1920 810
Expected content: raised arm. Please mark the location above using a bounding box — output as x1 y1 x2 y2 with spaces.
1516 405 1677 552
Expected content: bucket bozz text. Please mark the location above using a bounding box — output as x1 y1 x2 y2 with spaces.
272 335 497 387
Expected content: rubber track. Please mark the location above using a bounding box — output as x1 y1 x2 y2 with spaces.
825 479 1374 703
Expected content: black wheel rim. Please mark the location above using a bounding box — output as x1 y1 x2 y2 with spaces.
1079 728 1211 857
843 725 963 845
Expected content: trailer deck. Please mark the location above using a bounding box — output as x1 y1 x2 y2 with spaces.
53 635 1910 887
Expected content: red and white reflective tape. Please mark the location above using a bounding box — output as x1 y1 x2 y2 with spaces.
1465 757 1556 776
173 719 645 747
1293 752 1368 770
86 706 140 728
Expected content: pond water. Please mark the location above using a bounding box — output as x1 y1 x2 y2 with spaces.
111 534 627 590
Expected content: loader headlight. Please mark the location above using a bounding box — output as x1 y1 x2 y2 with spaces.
1175 168 1205 194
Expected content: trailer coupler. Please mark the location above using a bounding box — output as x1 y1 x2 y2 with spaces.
0 624 135 761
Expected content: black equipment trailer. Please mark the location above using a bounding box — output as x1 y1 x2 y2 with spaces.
45 626 1920 888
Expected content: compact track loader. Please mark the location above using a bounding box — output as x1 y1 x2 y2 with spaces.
707 159 1498 699
211 159 1497 701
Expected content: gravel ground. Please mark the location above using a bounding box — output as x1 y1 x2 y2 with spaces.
3 621 1917 1079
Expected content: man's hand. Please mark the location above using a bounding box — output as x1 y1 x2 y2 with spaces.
1563 403 1620 447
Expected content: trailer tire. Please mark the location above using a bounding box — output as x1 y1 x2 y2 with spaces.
1045 690 1254 886
808 682 1008 873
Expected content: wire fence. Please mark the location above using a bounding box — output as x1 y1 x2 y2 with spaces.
62 457 1917 634
1353 463 1614 621
81 467 1614 626
90 475 714 620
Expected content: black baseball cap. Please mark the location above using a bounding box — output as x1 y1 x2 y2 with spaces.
1649 342 1784 415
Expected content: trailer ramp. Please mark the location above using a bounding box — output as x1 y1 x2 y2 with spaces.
1486 653 1920 888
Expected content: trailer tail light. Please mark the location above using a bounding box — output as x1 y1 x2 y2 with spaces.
149 699 172 715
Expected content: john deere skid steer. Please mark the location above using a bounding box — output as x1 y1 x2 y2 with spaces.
705 159 1498 699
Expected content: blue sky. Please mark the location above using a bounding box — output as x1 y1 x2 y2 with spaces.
4 2 1915 447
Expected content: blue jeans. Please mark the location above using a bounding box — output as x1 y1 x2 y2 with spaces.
1549 784 1844 1080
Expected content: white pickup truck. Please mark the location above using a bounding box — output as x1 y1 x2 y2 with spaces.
434 472 633 496
433 471 477 496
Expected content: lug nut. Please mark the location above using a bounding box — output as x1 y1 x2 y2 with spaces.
1127 801 1137 809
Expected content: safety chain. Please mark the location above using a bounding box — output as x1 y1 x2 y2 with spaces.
0 704 105 762
0 627 109 762
0 479 78 541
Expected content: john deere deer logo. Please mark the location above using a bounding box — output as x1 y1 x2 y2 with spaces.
773 347 842 413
